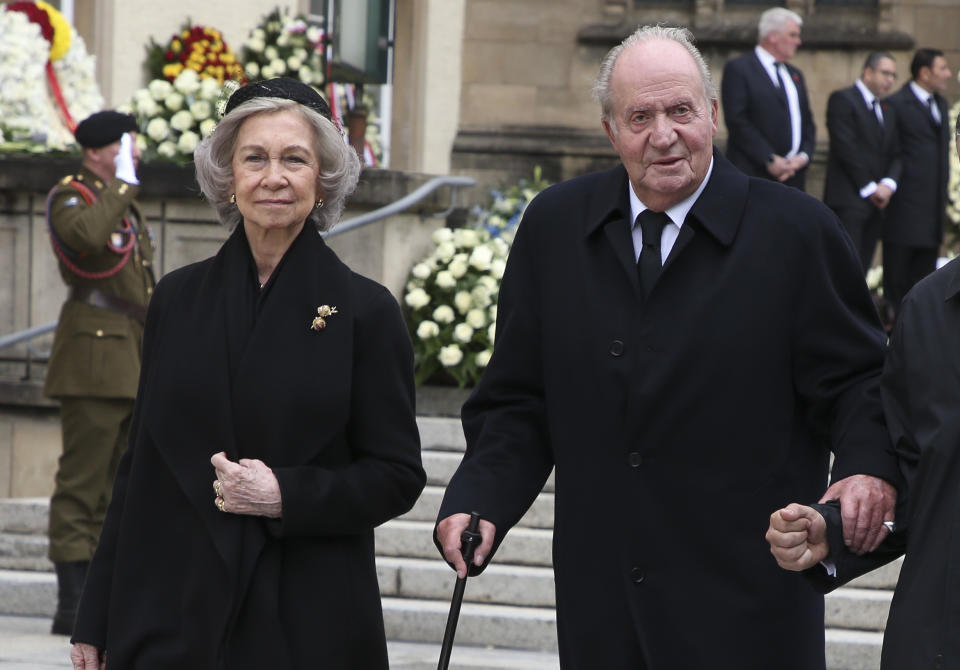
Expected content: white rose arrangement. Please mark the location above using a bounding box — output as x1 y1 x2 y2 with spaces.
241 7 324 87
404 169 548 387
122 68 225 163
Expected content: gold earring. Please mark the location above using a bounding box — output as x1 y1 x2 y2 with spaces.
230 194 236 204
315 198 324 209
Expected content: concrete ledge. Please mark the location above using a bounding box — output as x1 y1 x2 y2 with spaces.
825 629 883 670
0 570 55 617
0 499 49 533
376 520 554 568
382 597 558 652
402 485 555 529
825 587 892 631
378 557 556 608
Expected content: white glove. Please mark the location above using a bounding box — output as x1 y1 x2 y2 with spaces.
114 132 139 185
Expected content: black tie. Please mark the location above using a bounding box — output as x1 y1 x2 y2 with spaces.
636 210 669 296
871 99 884 127
775 64 789 106
928 96 941 125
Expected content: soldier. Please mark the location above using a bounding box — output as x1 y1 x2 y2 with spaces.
44 111 155 635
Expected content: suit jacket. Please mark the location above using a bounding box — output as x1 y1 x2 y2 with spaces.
807 258 960 669
882 83 950 247
73 223 425 668
722 52 816 190
437 151 897 669
823 85 903 216
44 167 155 399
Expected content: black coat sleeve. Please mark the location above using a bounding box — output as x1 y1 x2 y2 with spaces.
435 202 555 575
788 203 899 486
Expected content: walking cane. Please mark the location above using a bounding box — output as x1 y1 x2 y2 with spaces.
437 511 483 670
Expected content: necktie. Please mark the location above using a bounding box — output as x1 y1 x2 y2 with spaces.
775 64 789 106
871 99 884 127
636 210 669 297
928 96 941 125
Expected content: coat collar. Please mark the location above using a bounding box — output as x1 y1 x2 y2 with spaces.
944 258 960 301
584 148 746 249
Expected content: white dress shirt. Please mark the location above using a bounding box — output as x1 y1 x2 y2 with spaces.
853 79 898 199
755 46 802 158
629 159 714 263
910 80 941 125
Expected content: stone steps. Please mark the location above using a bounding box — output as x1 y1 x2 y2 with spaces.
0 416 901 670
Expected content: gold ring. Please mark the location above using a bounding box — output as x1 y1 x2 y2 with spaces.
215 496 225 512
213 480 222 496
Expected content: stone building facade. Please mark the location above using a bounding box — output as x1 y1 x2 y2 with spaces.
451 0 960 200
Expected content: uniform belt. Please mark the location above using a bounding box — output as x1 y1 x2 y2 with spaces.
68 287 148 324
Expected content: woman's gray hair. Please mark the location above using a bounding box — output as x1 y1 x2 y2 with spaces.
757 8 802 42
194 97 361 232
592 25 717 133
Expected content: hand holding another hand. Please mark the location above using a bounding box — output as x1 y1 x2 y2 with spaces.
819 474 896 554
766 503 829 571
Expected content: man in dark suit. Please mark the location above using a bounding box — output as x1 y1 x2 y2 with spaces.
435 25 898 669
722 7 816 191
881 48 952 312
823 52 902 273
766 115 960 670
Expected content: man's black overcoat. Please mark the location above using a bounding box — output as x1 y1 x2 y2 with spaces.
72 223 426 668
438 151 897 669
809 257 960 669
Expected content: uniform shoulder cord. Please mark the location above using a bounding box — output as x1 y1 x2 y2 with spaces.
45 176 136 281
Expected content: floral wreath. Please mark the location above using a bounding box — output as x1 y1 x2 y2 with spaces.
0 1 102 151
146 20 246 85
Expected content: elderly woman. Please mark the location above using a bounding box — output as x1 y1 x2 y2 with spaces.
69 78 425 669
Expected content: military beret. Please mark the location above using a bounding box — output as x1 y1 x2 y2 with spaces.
74 111 139 148
223 77 333 122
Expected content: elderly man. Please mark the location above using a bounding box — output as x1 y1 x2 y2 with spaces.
823 52 902 274
722 7 816 191
435 25 898 669
767 115 960 670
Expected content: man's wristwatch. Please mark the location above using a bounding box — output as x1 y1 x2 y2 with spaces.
766 153 776 164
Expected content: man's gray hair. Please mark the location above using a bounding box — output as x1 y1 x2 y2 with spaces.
593 25 717 131
194 97 361 233
757 7 803 42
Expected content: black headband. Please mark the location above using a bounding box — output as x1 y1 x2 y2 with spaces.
222 77 333 122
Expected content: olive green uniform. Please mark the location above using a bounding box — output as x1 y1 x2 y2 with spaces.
45 166 155 563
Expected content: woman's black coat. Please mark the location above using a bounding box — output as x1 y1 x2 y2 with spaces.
72 223 425 668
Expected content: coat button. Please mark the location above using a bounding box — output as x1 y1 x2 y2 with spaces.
631 567 645 584
628 452 642 468
95 329 104 337
609 340 624 356
146 287 153 296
